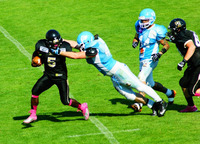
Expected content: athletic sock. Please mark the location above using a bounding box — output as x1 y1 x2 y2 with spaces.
165 89 173 97
146 99 155 109
33 105 37 111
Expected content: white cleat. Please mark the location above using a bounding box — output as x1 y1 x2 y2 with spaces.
23 110 37 124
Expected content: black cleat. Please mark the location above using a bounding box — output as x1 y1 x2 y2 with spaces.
151 107 157 116
151 102 158 116
157 100 168 117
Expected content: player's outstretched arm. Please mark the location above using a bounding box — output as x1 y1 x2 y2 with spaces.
63 39 77 48
51 47 97 59
60 51 87 59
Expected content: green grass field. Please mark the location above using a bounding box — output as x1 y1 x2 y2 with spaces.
1 0 200 144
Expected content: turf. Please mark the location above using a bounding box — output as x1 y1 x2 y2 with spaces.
1 0 200 144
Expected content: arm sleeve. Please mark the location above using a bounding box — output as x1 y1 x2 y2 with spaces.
135 20 140 34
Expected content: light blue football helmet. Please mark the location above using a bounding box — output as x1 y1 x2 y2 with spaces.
77 31 95 48
138 8 156 29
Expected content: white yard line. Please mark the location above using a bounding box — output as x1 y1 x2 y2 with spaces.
68 128 140 138
0 26 123 144
89 117 120 144
0 26 32 61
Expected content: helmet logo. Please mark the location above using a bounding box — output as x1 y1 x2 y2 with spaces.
151 12 155 17
175 21 182 28
53 39 59 44
81 35 88 44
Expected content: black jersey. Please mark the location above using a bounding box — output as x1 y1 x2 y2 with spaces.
175 30 200 67
33 39 72 80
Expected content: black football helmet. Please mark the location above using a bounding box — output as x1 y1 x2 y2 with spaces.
167 18 186 42
46 29 62 49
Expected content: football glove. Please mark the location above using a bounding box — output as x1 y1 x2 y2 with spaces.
177 59 187 71
151 53 162 62
132 41 138 48
51 48 60 55
75 44 85 52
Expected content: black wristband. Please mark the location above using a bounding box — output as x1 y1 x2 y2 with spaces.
161 48 167 54
183 59 187 63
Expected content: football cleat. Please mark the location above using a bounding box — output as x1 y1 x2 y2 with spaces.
23 110 37 124
168 90 176 104
151 106 157 116
151 102 158 116
157 100 168 117
180 105 198 112
78 103 89 120
131 103 142 112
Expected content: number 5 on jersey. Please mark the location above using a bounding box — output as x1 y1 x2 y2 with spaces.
48 57 56 68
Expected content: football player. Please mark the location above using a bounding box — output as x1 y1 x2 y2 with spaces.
23 29 89 124
51 31 168 117
131 8 176 112
167 18 200 112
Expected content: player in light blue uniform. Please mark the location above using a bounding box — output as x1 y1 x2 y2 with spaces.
51 31 168 117
131 8 176 111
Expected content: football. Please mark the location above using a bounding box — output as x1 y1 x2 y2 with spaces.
32 56 42 66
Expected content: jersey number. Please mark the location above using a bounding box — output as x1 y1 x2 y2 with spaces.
193 32 200 47
47 57 56 68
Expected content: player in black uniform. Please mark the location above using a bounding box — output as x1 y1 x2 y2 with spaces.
23 29 89 124
167 18 200 112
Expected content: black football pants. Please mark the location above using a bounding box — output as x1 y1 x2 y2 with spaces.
32 74 70 105
179 66 200 96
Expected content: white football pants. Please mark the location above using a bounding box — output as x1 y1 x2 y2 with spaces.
111 61 162 102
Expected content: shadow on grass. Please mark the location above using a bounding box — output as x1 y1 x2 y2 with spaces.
13 111 85 129
14 109 150 129
109 98 191 112
14 98 198 129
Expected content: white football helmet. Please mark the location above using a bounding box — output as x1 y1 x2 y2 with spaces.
77 31 95 49
138 8 156 29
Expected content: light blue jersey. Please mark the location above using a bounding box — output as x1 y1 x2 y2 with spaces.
83 36 162 102
135 20 167 61
85 37 117 76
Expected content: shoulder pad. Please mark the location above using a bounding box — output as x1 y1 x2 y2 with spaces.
156 25 167 38
35 39 48 53
60 41 72 52
86 48 98 57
